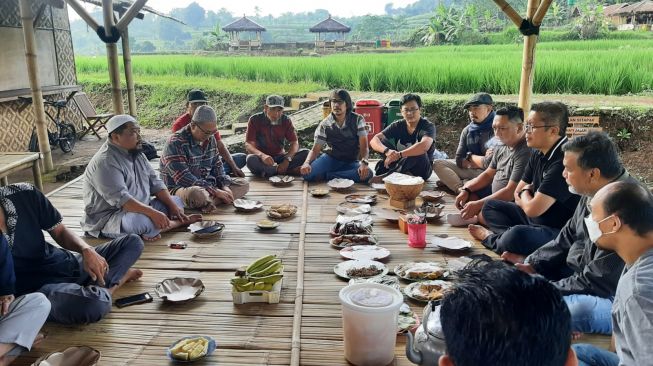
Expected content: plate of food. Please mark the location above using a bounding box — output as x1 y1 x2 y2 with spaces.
233 199 263 212
330 220 373 237
430 235 473 251
327 178 355 190
310 188 330 197
348 275 401 291
340 245 390 261
256 219 280 230
371 183 387 194
420 190 446 202
397 303 421 334
333 259 388 280
167 335 216 363
375 207 405 222
394 262 449 281
337 202 371 215
330 234 378 248
154 277 205 303
419 203 444 221
403 280 452 302
345 194 377 204
189 221 224 238
269 175 294 186
266 204 297 219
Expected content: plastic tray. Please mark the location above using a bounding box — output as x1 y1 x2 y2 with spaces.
231 278 282 304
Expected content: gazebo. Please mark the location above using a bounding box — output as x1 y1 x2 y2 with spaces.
222 15 266 51
604 1 653 30
309 15 351 51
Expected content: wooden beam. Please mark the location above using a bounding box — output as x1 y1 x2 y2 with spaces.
19 0 54 173
103 0 124 114
115 0 147 32
121 21 137 116
533 0 554 25
492 0 523 28
65 0 100 31
518 0 542 112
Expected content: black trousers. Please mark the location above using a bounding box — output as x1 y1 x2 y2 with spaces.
374 153 433 181
481 199 560 256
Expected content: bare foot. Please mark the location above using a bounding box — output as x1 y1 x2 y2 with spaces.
32 332 47 347
501 252 526 264
142 234 161 241
109 268 143 295
201 204 217 214
468 224 493 241
183 214 203 224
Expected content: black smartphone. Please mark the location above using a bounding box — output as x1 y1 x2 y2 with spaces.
114 292 153 308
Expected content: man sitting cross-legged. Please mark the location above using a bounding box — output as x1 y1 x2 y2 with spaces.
469 102 580 256
82 115 201 241
503 132 636 336
451 105 532 226
161 105 250 213
245 95 309 178
3 183 143 324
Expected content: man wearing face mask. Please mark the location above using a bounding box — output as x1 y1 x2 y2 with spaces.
502 132 637 335
572 181 653 366
82 115 201 241
244 95 309 178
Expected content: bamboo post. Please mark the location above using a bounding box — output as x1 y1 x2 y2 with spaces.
289 181 309 366
119 12 137 116
65 0 100 31
492 0 523 27
19 0 53 173
115 0 147 32
103 0 124 114
518 0 541 112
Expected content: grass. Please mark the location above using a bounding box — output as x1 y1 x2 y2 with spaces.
76 39 653 96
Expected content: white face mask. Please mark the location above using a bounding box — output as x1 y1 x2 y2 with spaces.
584 215 616 243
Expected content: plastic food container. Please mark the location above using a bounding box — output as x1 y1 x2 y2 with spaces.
339 283 403 366
407 223 427 248
231 278 282 304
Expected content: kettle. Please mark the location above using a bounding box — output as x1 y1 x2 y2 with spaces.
405 301 446 366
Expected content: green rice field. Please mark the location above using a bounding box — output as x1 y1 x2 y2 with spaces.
76 40 653 96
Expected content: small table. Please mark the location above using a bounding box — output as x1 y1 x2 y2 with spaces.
0 152 43 191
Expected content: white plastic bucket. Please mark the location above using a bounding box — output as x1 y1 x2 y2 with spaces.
339 283 403 366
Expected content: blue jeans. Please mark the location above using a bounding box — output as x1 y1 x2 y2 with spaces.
302 154 372 183
572 344 619 366
222 153 247 175
564 295 613 334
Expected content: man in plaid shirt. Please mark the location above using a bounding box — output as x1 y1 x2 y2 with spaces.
161 105 249 213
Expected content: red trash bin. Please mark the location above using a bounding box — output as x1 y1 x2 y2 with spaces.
354 99 384 143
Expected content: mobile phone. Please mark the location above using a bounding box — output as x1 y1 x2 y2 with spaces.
114 292 153 308
169 242 187 249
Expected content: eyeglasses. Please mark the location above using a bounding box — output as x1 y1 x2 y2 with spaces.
192 122 217 136
525 124 556 133
401 108 420 114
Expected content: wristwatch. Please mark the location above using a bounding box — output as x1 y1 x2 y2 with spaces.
518 188 533 199
465 152 473 161
461 187 472 194
383 147 390 155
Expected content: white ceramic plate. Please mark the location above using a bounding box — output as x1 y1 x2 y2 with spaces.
256 219 280 230
345 194 377 204
430 236 473 251
266 204 297 219
327 178 355 190
310 188 330 197
371 183 387 193
330 234 378 248
394 262 448 281
340 245 391 261
337 202 371 215
333 259 388 280
375 207 404 222
403 280 452 302
269 175 294 186
233 199 263 212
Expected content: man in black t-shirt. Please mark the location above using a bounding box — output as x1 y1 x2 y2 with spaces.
469 102 580 256
370 93 436 181
0 184 144 324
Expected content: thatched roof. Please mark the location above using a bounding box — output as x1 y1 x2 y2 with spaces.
78 0 183 23
604 0 653 16
222 16 266 32
309 15 351 33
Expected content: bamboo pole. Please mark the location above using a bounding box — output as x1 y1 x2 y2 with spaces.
533 0 555 25
518 0 541 111
492 0 523 28
289 181 308 366
115 0 147 32
19 0 53 173
119 13 137 116
65 0 100 31
103 0 124 114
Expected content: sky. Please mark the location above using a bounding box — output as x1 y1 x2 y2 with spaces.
68 0 420 19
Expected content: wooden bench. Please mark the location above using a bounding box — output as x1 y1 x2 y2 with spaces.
567 116 602 138
0 152 43 191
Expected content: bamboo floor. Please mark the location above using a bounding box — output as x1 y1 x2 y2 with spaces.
14 163 609 365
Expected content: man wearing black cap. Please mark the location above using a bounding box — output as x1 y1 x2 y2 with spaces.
244 95 309 178
433 92 495 193
172 89 246 177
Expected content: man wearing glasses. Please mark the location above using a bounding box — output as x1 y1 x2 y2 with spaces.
161 106 250 213
83 115 200 241
369 93 435 181
171 89 246 177
469 102 580 256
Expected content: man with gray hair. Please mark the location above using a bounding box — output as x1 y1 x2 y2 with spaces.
82 115 200 241
245 95 308 178
161 105 250 213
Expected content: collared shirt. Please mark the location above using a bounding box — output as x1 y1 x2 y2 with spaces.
454 112 495 169
521 136 580 228
314 112 367 162
245 112 298 157
81 140 167 237
171 113 221 141
0 183 78 295
489 138 533 193
160 125 230 193
613 249 653 366
526 170 635 298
